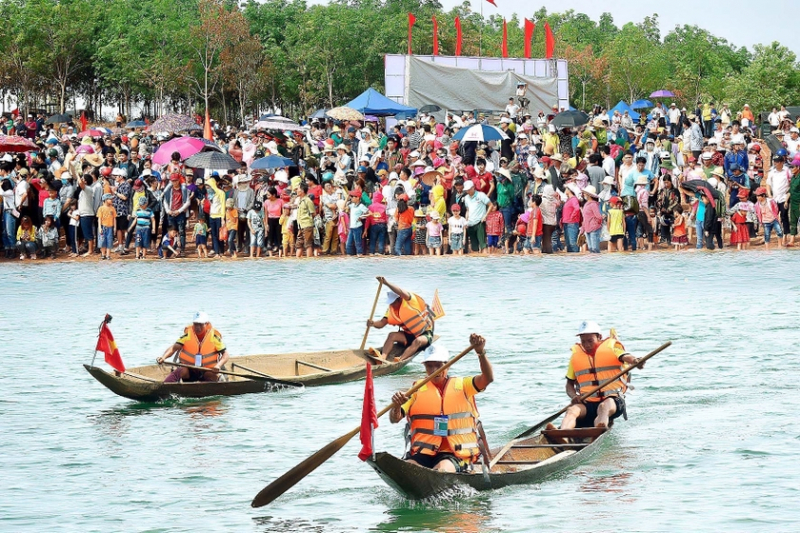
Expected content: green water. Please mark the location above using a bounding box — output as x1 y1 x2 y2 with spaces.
2 252 799 531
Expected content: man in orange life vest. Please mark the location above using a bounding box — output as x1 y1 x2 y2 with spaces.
559 321 644 430
156 311 229 382
389 334 493 472
367 277 434 361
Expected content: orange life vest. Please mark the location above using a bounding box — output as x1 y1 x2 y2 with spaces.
407 377 480 462
570 338 627 403
387 293 433 337
178 325 222 368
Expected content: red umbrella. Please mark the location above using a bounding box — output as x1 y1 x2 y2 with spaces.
77 129 106 138
0 135 37 152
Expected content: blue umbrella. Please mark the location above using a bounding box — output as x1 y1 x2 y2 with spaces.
451 124 509 142
631 99 653 110
126 120 147 128
251 155 296 170
310 109 329 119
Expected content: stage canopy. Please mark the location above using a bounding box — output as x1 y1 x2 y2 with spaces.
609 100 640 121
345 88 417 117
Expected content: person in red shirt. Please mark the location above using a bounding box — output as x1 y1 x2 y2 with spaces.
472 158 494 196
561 185 582 252
365 191 388 255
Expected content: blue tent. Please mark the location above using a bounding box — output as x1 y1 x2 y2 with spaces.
345 88 417 117
609 100 640 121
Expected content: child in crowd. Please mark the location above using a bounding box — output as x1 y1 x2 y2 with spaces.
16 216 37 260
671 205 688 250
426 211 443 255
37 215 59 259
279 204 294 257
96 193 117 260
129 196 155 259
193 215 209 258
728 188 753 250
336 199 349 255
413 209 427 255
67 206 80 257
42 188 61 227
755 186 782 249
159 226 180 259
248 201 265 258
607 196 625 252
225 197 238 258
485 202 504 254
526 196 543 253
447 204 465 255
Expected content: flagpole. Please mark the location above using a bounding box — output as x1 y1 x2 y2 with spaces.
479 0 483 57
90 314 113 368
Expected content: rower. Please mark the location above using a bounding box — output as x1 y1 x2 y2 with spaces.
367 277 434 361
156 311 228 383
389 334 493 472
557 321 644 430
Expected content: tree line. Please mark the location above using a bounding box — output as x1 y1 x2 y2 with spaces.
0 0 798 125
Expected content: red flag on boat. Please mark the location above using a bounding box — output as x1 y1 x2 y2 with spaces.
545 22 556 59
203 109 213 141
79 111 88 133
358 362 379 461
432 16 439 56
408 13 416 55
502 19 508 58
524 19 535 59
96 322 125 373
454 17 462 56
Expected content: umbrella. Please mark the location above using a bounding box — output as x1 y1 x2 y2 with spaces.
310 109 329 120
78 129 106 138
419 105 442 114
152 136 221 165
451 124 509 142
0 135 37 152
255 116 303 132
631 99 653 110
184 151 240 170
681 179 722 204
148 114 197 134
250 155 296 170
550 110 590 129
184 124 203 132
46 113 72 124
126 120 147 128
326 106 364 121
650 90 676 98
76 145 95 155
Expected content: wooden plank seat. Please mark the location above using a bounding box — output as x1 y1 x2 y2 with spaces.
543 427 607 440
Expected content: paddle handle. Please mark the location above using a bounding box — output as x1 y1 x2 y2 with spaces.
376 343 476 419
360 281 383 351
161 361 298 385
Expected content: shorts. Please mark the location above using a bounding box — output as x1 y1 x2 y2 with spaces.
427 235 442 248
762 220 783 242
250 230 264 248
406 452 467 472
282 233 295 248
296 226 313 249
610 234 624 243
403 329 434 348
449 232 464 251
195 234 207 246
116 216 128 230
671 234 688 245
135 227 151 248
577 396 626 428
414 229 427 245
80 215 94 241
98 226 114 248
487 235 500 248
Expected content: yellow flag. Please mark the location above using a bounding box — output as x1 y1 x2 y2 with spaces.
431 289 445 320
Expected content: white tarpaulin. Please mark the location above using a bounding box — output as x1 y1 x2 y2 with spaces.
406 56 558 116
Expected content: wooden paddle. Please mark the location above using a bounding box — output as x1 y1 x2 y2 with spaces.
360 280 384 351
160 361 303 388
489 340 671 469
251 342 477 508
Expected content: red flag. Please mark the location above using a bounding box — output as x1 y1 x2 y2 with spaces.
79 111 88 133
454 17 462 56
502 19 508 58
545 22 556 59
486 0 497 6
203 109 213 141
432 16 438 56
524 19 535 59
96 323 125 373
358 363 379 461
408 13 416 55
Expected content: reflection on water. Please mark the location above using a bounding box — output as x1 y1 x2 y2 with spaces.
89 398 228 438
579 471 633 495
373 499 497 533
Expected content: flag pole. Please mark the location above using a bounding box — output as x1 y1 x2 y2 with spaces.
479 0 483 57
90 314 113 368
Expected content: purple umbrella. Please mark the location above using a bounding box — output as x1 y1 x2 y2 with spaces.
650 90 676 98
152 136 221 165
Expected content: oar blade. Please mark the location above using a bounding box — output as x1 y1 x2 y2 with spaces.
251 427 359 508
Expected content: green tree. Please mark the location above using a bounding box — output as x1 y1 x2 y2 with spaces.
604 23 669 104
724 42 800 114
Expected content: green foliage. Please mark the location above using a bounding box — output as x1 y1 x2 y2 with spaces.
724 43 800 112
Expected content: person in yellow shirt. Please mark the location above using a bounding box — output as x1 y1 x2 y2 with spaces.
206 175 225 257
225 197 239 258
96 193 117 260
278 204 294 257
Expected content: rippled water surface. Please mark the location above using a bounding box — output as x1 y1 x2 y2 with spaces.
2 251 799 532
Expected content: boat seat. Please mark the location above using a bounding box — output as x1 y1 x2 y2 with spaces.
511 443 588 449
295 360 333 373
543 427 607 440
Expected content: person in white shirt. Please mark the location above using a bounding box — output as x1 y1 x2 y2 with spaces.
766 155 792 234
768 108 781 128
505 98 519 120
778 105 790 123
786 128 800 155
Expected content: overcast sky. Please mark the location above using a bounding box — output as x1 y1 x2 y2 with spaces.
308 0 799 54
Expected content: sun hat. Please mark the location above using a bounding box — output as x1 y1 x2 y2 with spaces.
102 193 114 201
551 154 563 162
582 185 598 198
532 166 546 180
192 311 210 324
635 175 649 186
707 177 719 188
755 187 767 196
430 211 441 220
414 208 426 217
420 344 450 364
602 176 616 186
576 320 603 336
711 167 725 178
496 168 511 180
737 187 750 199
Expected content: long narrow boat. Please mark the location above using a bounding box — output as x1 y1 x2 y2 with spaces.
368 426 608 500
84 340 435 402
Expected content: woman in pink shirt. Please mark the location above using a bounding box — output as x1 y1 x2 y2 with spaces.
263 187 284 255
365 191 388 254
561 184 582 252
581 185 603 253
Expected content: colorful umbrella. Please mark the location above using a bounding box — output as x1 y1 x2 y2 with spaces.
550 110 590 129
147 114 197 134
326 106 364 121
650 90 676 98
184 151 240 170
0 135 38 152
255 116 303 132
152 136 221 165
250 155 296 170
76 145 95 155
451 124 509 142
77 129 106 138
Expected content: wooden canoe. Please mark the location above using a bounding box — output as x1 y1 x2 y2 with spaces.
367 426 608 500
84 339 436 402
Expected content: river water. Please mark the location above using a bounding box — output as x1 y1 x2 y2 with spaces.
2 251 799 532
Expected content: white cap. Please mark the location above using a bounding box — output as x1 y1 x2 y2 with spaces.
517 133 528 139
500 117 513 124
111 168 126 177
576 320 602 336
193 311 210 324
420 344 450 364
384 290 400 305
463 180 475 191
792 127 800 133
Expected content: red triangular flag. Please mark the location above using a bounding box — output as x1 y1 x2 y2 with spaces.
80 111 88 133
545 22 556 59
203 109 213 141
524 19 535 59
502 19 508 58
408 13 416 55
96 323 125 373
454 17 462 56
486 0 497 6
432 16 439 56
358 362 379 461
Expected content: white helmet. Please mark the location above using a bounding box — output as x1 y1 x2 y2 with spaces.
420 344 450 364
193 311 210 324
576 320 603 336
